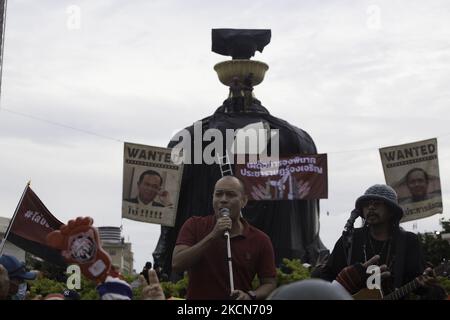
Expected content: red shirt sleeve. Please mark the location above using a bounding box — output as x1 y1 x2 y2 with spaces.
257 234 277 278
175 217 197 247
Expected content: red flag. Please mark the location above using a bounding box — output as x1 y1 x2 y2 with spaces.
4 184 65 265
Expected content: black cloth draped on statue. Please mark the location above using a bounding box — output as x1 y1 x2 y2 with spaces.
152 98 327 279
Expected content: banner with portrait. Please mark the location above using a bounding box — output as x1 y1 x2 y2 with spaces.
379 138 443 223
122 142 183 226
235 154 328 200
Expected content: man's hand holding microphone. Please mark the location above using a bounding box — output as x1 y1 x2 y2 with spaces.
211 208 232 239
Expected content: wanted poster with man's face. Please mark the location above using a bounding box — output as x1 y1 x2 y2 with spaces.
379 138 443 223
122 142 183 226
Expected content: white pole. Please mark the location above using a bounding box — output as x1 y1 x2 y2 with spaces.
0 0 8 101
224 231 235 293
0 181 30 256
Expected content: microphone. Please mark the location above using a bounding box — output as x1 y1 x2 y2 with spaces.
342 208 360 266
220 207 230 217
219 208 231 237
343 208 360 235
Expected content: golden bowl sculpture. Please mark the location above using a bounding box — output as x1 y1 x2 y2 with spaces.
214 60 269 87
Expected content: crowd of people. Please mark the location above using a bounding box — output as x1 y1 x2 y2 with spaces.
0 254 164 300
0 176 448 300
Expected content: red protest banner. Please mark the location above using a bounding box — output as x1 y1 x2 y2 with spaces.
236 154 328 200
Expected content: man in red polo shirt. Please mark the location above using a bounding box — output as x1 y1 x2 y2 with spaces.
172 176 277 300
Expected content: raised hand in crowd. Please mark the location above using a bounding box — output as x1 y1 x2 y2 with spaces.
141 269 166 300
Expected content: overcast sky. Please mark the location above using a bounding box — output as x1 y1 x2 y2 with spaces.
1 0 449 272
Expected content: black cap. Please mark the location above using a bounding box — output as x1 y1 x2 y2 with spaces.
212 29 271 59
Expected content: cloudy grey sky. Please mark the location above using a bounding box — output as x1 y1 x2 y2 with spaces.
1 0 449 272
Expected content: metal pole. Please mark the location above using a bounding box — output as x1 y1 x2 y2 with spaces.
0 0 8 103
224 231 235 293
0 181 29 256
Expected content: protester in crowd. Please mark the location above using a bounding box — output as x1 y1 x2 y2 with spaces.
96 274 133 300
43 293 65 300
0 264 9 300
0 254 37 300
141 269 166 300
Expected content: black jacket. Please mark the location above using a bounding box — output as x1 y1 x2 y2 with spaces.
320 227 425 291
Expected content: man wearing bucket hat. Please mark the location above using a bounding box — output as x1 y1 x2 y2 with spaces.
319 184 445 299
0 254 37 300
